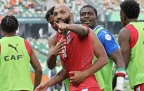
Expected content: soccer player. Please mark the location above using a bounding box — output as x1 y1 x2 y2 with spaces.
80 5 126 91
45 6 70 91
35 4 108 91
0 15 42 91
118 0 144 91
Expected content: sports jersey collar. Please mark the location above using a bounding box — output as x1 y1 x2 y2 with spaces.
93 25 101 32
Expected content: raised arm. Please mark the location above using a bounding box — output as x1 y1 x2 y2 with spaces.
47 33 66 69
66 24 88 37
54 22 88 37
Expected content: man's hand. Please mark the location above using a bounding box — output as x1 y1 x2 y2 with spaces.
34 83 48 91
69 71 86 85
54 22 69 34
51 38 66 55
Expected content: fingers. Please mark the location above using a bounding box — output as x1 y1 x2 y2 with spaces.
54 22 68 33
56 38 66 46
58 52 64 55
54 22 59 27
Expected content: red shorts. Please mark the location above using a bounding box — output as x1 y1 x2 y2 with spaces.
70 87 101 91
134 83 144 91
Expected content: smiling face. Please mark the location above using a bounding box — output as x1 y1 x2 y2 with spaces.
53 4 72 24
80 7 98 29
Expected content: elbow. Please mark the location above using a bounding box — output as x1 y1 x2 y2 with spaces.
103 56 108 66
84 29 89 36
48 66 55 69
81 29 89 37
47 62 56 69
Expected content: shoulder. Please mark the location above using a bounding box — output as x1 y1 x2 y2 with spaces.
48 32 57 47
48 33 57 42
119 27 130 39
97 29 114 41
49 32 57 40
118 27 130 44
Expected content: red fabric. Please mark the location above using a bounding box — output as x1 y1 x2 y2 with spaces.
24 40 31 56
134 83 144 91
56 29 99 89
125 24 138 49
115 73 126 78
69 76 100 91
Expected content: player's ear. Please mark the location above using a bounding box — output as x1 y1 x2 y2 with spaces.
123 14 126 20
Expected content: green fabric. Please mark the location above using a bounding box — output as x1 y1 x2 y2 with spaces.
95 27 104 34
94 26 113 91
93 57 113 91
93 56 105 90
64 78 70 91
127 22 144 89
0 36 33 91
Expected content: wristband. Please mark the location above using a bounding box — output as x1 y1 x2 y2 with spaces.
115 68 126 78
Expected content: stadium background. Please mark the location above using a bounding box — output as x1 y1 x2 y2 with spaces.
0 0 144 91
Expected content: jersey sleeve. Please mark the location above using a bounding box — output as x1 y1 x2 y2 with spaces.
97 30 119 56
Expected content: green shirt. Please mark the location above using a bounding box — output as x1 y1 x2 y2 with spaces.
0 36 33 91
127 22 144 89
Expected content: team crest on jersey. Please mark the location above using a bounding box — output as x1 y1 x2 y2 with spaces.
67 35 71 44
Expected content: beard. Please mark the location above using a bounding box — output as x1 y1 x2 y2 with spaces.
56 15 71 24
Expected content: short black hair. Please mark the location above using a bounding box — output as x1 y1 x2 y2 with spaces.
45 6 55 21
80 5 97 16
120 0 140 19
1 15 18 33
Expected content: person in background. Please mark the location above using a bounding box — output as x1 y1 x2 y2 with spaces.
0 15 42 91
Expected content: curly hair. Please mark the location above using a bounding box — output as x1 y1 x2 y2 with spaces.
120 0 140 19
1 15 18 33
45 6 55 21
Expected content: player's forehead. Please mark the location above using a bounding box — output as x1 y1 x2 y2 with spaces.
54 4 70 13
81 7 94 13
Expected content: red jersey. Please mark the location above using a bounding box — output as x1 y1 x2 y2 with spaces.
56 30 100 90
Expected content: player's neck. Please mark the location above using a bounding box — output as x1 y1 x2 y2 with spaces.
3 32 16 37
92 24 98 29
127 19 138 24
62 30 69 36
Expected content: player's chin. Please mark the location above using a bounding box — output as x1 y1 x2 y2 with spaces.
83 23 91 27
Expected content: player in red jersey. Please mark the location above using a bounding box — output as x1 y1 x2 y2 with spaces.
35 4 108 91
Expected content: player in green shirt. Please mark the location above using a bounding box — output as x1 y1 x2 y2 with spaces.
118 0 144 91
0 15 42 91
